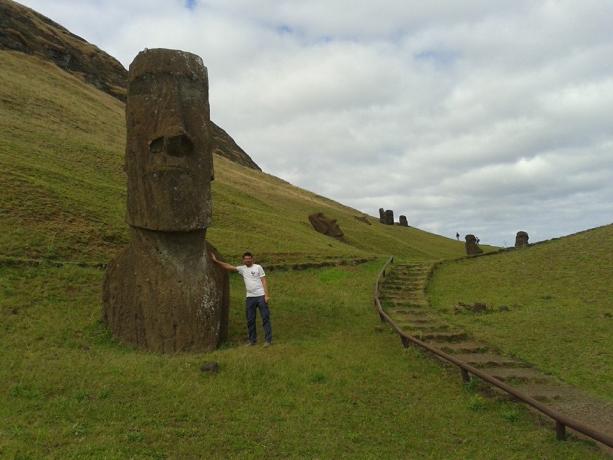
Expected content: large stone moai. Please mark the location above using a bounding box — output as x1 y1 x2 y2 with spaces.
398 215 408 227
308 212 344 238
515 231 529 248
465 234 483 256
102 48 229 353
379 208 385 223
384 209 394 225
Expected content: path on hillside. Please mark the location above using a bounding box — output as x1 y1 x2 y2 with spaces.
379 262 613 449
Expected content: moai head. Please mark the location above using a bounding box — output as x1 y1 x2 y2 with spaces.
399 215 408 227
125 48 213 231
515 231 529 248
384 209 394 225
379 208 385 223
308 212 344 238
465 234 483 255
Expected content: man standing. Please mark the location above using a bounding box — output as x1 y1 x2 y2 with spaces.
211 252 272 347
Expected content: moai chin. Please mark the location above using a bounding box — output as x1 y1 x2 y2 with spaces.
398 215 409 227
103 49 229 353
515 231 529 248
465 234 483 256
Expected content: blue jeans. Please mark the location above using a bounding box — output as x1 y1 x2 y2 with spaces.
246 296 272 344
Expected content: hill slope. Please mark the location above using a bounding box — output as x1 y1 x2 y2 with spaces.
0 50 466 266
0 0 261 171
428 224 613 400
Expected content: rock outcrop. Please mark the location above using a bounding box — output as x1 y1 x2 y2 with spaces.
399 215 408 227
308 212 344 238
0 0 127 100
465 234 483 256
515 231 529 248
0 0 261 171
102 49 229 353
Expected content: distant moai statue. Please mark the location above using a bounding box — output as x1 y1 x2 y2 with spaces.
465 234 483 256
384 210 394 225
102 49 229 353
379 208 385 223
398 215 409 227
515 231 529 248
308 212 344 238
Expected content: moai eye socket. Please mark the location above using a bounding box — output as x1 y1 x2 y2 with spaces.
166 134 194 157
148 135 194 157
149 137 165 154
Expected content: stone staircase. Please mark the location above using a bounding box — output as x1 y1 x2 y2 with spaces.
379 262 613 448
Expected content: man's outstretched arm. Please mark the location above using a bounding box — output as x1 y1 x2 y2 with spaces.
210 252 238 272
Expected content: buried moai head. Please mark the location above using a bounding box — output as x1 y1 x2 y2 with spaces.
515 231 529 248
398 215 408 227
465 234 483 255
379 208 385 223
384 209 394 225
125 48 214 231
308 212 344 238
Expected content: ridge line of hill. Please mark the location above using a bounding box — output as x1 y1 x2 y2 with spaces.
0 0 261 171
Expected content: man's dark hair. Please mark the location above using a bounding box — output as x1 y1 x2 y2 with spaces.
242 252 253 258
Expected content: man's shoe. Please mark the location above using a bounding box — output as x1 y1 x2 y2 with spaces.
263 342 272 348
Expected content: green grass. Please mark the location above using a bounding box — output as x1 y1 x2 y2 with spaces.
0 50 467 266
0 262 604 458
427 224 613 401
0 48 608 458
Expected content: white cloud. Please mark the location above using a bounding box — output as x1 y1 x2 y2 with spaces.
19 0 613 245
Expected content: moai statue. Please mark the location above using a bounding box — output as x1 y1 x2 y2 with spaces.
465 234 483 256
102 49 229 353
308 212 344 238
398 215 409 227
384 209 394 225
515 231 529 248
379 208 385 223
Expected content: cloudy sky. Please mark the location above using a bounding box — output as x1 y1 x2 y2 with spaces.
21 0 613 245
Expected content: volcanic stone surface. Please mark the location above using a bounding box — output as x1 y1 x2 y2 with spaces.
515 231 529 248
465 234 483 256
384 210 394 225
103 49 229 353
308 212 344 238
379 208 385 223
399 215 408 227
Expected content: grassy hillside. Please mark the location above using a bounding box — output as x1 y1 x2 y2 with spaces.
1 261 604 458
428 224 613 400
1 49 605 457
0 50 468 266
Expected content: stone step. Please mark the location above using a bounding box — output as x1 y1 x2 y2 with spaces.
417 331 469 343
451 353 527 369
487 368 551 384
382 300 425 307
513 384 569 403
387 308 430 317
439 342 490 354
400 324 451 333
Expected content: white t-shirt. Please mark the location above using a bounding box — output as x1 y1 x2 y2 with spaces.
236 264 266 297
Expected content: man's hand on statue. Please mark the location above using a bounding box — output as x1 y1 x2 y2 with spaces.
210 252 217 262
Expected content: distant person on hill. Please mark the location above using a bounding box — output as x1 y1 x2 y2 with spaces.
456 232 460 240
211 251 272 347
